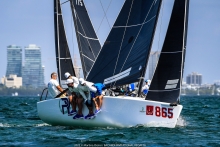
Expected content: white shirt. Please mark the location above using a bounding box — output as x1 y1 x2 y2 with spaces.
142 84 149 92
71 76 79 84
48 79 60 98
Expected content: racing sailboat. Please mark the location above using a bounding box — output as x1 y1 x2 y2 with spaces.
37 0 189 128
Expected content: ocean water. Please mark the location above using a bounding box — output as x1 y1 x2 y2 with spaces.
0 96 220 147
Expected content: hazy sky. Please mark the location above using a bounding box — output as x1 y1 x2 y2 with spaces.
0 0 220 84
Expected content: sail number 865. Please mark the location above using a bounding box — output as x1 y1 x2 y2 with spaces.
146 106 173 118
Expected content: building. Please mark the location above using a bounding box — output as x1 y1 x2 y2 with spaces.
186 72 202 85
148 51 160 80
1 75 22 88
6 45 22 77
22 44 45 88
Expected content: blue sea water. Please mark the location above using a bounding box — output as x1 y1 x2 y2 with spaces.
0 96 220 147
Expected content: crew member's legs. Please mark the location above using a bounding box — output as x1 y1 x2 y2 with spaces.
98 95 103 109
93 96 99 110
73 96 84 119
76 97 83 115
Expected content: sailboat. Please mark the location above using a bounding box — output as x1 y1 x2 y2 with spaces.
37 0 189 128
197 87 200 96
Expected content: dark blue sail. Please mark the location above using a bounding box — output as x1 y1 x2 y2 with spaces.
146 0 189 103
70 0 101 78
87 0 162 88
54 0 75 86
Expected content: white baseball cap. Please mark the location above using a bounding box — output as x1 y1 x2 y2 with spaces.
64 72 71 79
79 78 86 84
66 79 73 84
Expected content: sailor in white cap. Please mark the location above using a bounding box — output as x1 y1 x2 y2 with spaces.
78 78 97 119
64 72 80 116
64 72 79 84
66 79 84 119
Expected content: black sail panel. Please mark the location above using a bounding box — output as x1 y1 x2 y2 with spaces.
70 0 101 78
87 0 162 87
54 0 75 86
146 0 189 103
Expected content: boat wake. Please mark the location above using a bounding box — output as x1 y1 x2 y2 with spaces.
176 116 187 127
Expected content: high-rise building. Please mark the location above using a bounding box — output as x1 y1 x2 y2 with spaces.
6 45 22 77
148 51 160 80
22 44 45 88
186 72 202 85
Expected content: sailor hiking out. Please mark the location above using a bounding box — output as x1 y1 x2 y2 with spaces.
79 78 105 114
64 72 79 116
66 79 84 119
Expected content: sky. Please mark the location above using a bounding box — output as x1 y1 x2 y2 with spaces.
0 0 220 84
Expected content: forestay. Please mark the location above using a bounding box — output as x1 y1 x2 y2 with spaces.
146 0 189 103
87 0 162 88
70 0 101 78
54 0 76 87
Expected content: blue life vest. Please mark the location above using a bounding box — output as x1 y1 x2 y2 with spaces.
128 83 135 92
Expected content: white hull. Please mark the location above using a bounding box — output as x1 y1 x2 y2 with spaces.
37 96 182 128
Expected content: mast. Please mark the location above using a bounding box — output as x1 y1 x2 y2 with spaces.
54 0 61 84
54 0 76 87
137 0 163 97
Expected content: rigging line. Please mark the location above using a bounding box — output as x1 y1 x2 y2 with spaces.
113 16 156 28
149 88 180 92
82 54 95 62
71 2 88 77
77 31 99 40
61 0 70 5
117 0 157 84
157 0 164 52
96 0 112 33
99 0 112 30
74 11 96 60
70 2 75 67
85 0 126 80
150 0 164 83
179 0 189 100
110 0 134 88
161 51 182 54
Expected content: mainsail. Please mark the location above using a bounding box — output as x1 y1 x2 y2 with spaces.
87 0 162 88
54 0 76 87
146 0 189 103
70 0 101 78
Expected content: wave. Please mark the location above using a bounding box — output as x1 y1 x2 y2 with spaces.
176 115 187 127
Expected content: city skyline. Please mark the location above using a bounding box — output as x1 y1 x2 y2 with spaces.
0 0 220 84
